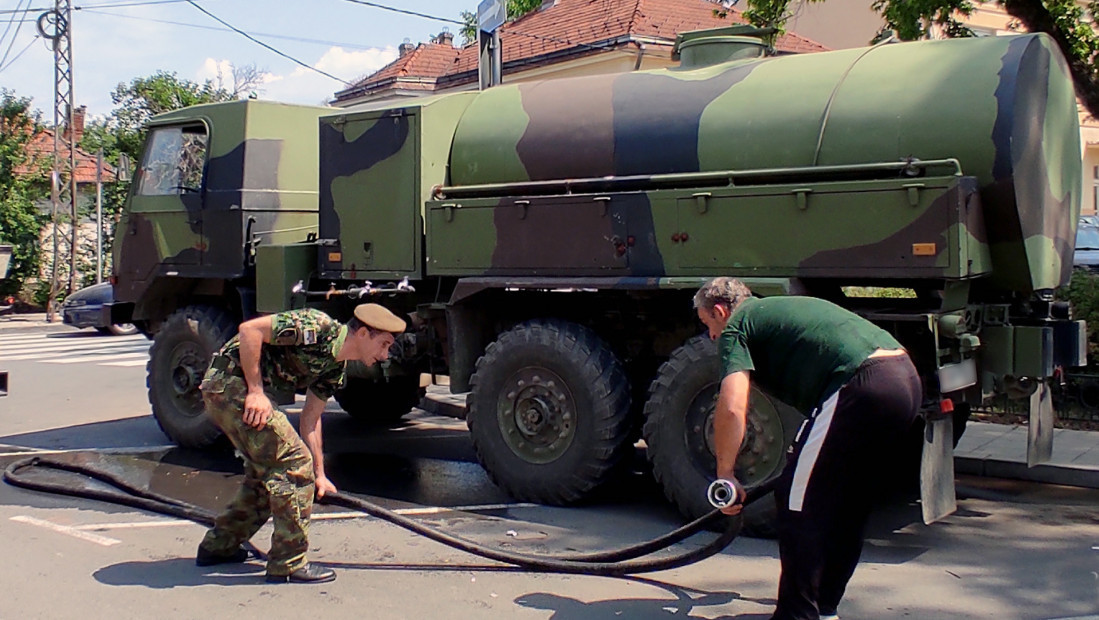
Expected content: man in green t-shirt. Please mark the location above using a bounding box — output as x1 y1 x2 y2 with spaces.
195 303 406 584
695 277 921 620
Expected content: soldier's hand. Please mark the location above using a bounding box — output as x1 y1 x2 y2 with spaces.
720 477 747 516
243 392 273 429
315 476 338 499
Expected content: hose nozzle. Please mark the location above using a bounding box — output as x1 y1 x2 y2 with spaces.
707 479 740 509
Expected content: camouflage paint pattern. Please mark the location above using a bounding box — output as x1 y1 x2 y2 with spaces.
442 33 1079 293
113 100 330 319
318 93 475 280
198 378 314 576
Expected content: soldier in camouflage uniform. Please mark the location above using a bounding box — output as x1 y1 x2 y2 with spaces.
195 303 406 583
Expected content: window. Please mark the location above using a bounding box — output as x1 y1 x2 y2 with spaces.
1093 165 1099 215
136 125 208 196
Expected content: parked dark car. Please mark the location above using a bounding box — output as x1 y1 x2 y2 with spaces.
62 282 139 336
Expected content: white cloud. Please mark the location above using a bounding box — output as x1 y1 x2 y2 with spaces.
195 46 398 106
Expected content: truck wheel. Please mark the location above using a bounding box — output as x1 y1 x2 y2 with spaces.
335 375 424 425
147 305 237 448
468 319 632 505
643 335 801 537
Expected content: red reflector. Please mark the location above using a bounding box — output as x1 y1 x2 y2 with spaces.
939 398 954 414
108 275 117 285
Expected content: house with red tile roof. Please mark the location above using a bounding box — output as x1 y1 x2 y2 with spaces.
16 106 115 188
333 0 828 106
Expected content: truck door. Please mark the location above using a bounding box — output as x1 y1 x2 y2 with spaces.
127 124 209 267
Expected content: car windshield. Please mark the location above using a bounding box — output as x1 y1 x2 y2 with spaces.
1078 226 1099 250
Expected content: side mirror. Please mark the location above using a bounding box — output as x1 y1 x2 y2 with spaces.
116 153 132 182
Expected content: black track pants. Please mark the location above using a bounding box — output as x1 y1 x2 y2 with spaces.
771 355 922 620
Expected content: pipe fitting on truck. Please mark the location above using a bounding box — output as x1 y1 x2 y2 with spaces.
291 277 416 299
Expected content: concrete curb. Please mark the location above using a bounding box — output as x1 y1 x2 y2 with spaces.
955 456 1099 489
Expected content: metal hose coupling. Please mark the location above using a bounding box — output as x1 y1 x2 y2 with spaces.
707 478 741 509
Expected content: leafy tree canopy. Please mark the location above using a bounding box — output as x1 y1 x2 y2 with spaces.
460 0 543 45
0 89 48 295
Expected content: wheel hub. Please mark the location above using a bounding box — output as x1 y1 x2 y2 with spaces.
498 368 575 464
168 343 207 416
687 385 786 487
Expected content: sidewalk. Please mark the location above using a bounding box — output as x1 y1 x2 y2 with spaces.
422 387 1099 490
0 312 55 330
954 421 1099 489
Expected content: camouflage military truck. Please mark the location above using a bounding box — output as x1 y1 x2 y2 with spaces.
111 28 1086 523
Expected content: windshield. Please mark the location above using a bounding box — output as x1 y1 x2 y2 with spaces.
1078 226 1099 250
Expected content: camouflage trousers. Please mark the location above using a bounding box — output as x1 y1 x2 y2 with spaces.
198 374 315 576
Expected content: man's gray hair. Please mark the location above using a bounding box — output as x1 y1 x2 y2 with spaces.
693 277 753 311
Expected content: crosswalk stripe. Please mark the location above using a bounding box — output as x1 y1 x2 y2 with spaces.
101 359 149 367
2 347 148 361
0 339 147 355
46 352 149 364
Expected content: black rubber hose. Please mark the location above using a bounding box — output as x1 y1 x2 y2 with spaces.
4 456 772 575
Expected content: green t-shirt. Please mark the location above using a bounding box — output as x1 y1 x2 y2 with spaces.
719 296 901 413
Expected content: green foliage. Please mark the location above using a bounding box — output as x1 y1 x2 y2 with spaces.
101 71 233 164
1058 269 1099 359
0 89 48 296
460 0 543 45
870 0 974 39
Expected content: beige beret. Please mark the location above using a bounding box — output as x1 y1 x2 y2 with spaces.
353 303 406 334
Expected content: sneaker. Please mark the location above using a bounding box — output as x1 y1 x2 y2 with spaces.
820 615 840 620
195 545 249 567
265 563 336 584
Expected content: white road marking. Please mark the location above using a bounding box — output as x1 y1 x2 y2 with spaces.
0 445 178 456
101 359 150 367
70 502 541 531
10 515 122 546
46 352 149 364
0 339 146 355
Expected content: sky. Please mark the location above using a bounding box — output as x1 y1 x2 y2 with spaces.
0 0 470 119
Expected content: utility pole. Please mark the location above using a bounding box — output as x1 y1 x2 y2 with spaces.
95 147 103 283
37 0 75 320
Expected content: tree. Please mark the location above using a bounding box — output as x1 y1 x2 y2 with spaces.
460 0 543 45
0 90 48 296
727 0 1099 118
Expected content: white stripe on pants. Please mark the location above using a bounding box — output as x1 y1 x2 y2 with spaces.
788 390 840 512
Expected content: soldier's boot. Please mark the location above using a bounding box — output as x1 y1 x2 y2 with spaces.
265 563 336 584
196 545 250 567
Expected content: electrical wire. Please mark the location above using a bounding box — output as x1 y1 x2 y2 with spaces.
79 7 381 50
0 0 196 13
339 0 463 27
0 0 29 56
185 0 350 85
0 34 39 74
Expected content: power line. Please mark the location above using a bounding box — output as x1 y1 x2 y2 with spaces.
339 0 463 26
0 0 193 15
80 7 382 50
0 34 39 73
185 1 349 84
0 0 29 53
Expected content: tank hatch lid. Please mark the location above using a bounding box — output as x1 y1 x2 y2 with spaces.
673 25 774 67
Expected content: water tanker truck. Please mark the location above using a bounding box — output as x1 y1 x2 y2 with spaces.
110 28 1086 523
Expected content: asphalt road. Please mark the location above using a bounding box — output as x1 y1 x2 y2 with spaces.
1 322 1098 619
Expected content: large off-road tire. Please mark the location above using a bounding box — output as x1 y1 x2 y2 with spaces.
147 305 237 448
467 319 633 505
335 373 424 426
643 335 802 537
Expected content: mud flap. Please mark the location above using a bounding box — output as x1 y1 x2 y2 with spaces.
1027 381 1054 467
920 416 957 524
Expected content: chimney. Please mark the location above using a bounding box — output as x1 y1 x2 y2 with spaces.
398 39 415 57
63 105 86 144
433 30 454 46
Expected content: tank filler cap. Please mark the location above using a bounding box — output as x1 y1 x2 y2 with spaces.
673 25 772 68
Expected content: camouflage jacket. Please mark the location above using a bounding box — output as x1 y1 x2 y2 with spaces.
203 308 348 400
